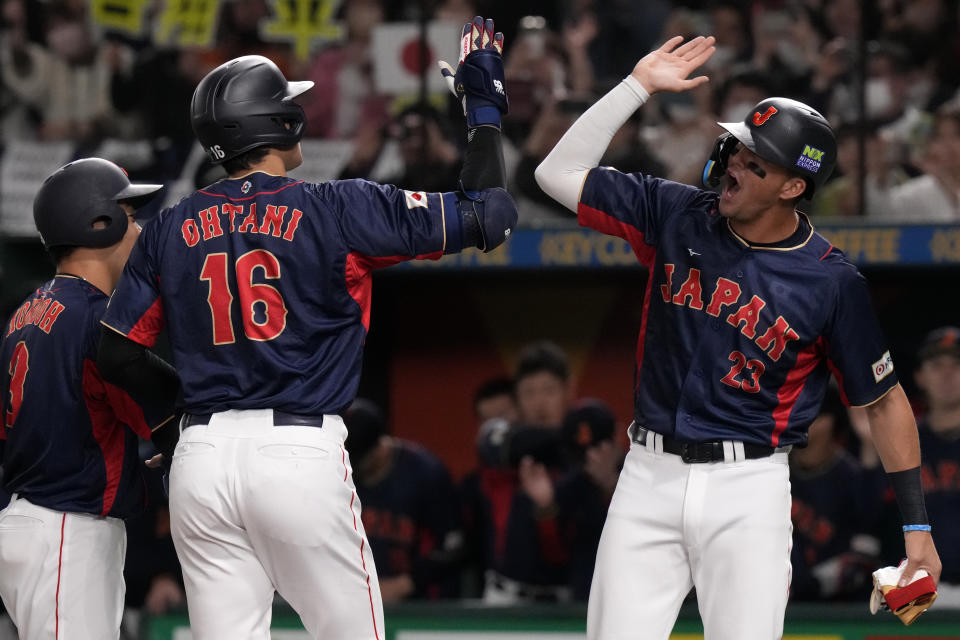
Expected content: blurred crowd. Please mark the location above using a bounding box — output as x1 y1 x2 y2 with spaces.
3 0 960 222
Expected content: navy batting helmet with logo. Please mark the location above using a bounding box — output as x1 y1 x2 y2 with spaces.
33 158 163 250
190 55 314 164
702 97 837 199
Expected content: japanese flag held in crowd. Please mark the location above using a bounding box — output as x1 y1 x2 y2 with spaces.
372 22 460 95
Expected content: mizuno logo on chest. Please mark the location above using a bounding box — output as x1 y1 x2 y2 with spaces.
659 264 799 361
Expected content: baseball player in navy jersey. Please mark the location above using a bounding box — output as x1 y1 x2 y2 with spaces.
535 36 942 639
344 399 463 601
0 158 178 639
96 17 515 640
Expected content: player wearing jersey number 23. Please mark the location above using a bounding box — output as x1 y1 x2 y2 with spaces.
535 35 941 639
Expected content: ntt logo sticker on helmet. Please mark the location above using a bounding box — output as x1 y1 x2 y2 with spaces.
795 144 824 173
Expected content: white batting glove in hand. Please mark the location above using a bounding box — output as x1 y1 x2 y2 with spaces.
869 559 937 625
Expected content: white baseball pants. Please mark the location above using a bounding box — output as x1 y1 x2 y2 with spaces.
587 433 792 640
168 409 384 640
0 495 126 640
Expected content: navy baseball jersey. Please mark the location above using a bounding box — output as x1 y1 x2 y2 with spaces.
916 419 960 583
102 172 465 415
0 276 155 518
789 452 880 599
356 440 460 597
578 169 897 447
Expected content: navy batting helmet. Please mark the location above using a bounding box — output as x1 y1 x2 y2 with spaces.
33 158 163 250
702 97 837 199
190 55 314 164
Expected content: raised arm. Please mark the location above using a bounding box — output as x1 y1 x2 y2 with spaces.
439 16 516 252
534 35 716 212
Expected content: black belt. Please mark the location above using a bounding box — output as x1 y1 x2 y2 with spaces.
182 410 325 429
630 422 776 463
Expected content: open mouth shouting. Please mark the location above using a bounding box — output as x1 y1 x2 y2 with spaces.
721 171 741 202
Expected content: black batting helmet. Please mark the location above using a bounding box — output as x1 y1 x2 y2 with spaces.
33 158 163 250
703 97 837 199
190 55 314 164
343 398 387 463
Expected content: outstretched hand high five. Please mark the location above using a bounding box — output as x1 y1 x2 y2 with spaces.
631 36 716 94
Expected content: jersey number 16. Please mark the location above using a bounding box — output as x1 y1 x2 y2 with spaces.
200 250 288 345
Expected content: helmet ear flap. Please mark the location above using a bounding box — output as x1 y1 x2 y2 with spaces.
702 132 737 189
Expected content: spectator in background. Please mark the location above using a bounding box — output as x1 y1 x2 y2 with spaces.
513 98 591 220
302 0 389 140
750 5 822 92
888 100 960 220
516 97 665 223
344 399 463 601
789 386 881 601
705 2 752 76
0 0 131 142
642 82 716 185
555 399 623 601
432 0 476 25
806 37 855 117
501 16 568 145
583 0 671 88
474 376 518 425
514 341 572 430
460 376 518 597
829 41 916 129
340 103 460 193
909 327 960 605
0 0 39 139
713 67 775 125
381 103 460 192
461 341 576 603
812 123 909 218
109 48 218 180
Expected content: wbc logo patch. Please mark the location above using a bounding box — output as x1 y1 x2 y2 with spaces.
404 190 428 209
871 350 895 383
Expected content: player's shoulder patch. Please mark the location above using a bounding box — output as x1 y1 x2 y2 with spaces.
871 350 895 383
403 190 429 209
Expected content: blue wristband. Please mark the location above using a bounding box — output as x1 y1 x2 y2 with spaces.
902 524 932 532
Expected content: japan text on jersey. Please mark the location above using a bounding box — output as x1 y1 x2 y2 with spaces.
577 168 897 448
1 276 153 518
102 173 465 416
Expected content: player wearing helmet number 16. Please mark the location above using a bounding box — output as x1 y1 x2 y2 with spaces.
97 16 515 640
536 36 941 638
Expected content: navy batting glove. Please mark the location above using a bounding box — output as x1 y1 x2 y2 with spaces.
439 16 508 129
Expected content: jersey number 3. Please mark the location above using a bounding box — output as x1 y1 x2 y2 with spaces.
200 250 288 345
6 341 29 428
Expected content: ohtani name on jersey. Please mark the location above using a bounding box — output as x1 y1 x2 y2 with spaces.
5 297 66 337
181 203 304 247
661 265 799 361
